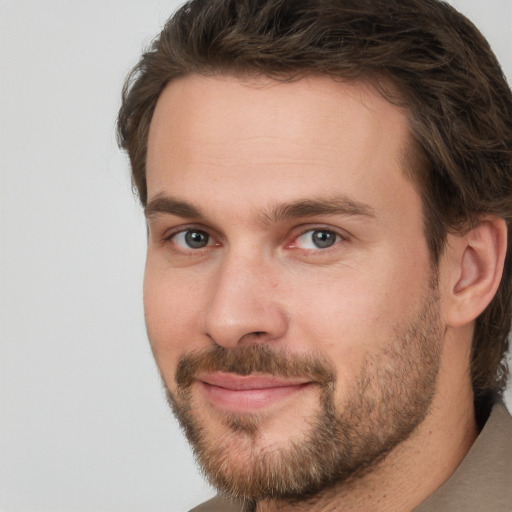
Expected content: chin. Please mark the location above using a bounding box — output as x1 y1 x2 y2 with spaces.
159 289 442 502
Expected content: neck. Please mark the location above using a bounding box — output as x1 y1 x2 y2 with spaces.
255 338 477 512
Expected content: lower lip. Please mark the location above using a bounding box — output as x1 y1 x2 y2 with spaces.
199 381 312 411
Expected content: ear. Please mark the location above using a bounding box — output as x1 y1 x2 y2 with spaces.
443 217 507 328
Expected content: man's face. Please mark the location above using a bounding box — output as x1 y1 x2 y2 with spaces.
144 75 442 500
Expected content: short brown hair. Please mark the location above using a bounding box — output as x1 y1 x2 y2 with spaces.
117 0 512 399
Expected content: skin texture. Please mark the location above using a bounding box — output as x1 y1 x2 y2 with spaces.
143 75 505 511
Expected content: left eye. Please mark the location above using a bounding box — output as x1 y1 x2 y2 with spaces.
171 229 212 249
294 229 341 249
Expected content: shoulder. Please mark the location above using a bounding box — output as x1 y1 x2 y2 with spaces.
189 495 244 512
415 399 512 512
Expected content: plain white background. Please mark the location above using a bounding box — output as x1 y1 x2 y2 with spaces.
1 1 511 511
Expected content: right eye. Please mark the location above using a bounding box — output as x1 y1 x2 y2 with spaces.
294 229 341 250
169 229 212 249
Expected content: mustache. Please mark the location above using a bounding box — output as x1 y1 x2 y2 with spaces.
175 344 335 389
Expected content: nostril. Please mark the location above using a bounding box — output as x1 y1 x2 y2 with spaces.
236 331 271 345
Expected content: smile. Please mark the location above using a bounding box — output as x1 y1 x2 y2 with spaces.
197 372 314 411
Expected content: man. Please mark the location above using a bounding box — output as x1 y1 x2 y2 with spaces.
117 0 512 510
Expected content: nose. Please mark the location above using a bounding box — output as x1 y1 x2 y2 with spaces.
203 252 288 348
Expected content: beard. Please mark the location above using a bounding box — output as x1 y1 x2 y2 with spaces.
163 287 442 505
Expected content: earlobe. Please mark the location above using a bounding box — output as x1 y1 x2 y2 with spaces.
445 217 507 328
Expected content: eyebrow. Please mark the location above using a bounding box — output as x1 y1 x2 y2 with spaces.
264 197 375 224
145 196 207 220
145 194 375 223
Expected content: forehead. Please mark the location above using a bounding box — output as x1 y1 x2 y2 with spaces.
146 74 416 217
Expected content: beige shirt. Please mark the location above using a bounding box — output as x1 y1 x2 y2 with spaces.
190 401 512 512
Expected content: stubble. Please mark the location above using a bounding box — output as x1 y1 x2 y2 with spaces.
163 288 442 505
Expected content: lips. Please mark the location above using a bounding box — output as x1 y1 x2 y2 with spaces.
197 372 313 411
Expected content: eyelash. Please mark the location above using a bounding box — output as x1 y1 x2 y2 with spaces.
162 226 216 251
290 227 345 251
161 225 347 254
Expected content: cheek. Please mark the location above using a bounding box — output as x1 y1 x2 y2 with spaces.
289 258 429 372
290 282 384 374
143 260 205 369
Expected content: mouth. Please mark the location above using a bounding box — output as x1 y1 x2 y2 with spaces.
197 372 314 412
